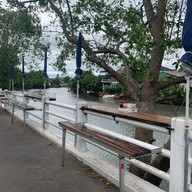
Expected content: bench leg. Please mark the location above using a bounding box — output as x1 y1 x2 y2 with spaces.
61 128 66 167
12 105 14 124
119 154 125 192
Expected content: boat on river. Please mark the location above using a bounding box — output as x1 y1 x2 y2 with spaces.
102 94 115 99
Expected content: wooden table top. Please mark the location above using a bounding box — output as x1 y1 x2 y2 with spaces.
82 105 172 127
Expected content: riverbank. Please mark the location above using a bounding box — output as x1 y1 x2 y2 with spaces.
0 107 118 192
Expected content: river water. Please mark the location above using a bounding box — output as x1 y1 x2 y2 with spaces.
30 87 189 191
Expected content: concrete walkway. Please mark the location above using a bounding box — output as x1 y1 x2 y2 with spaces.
0 108 118 192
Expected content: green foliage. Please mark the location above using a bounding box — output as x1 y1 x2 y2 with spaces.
103 84 123 94
158 75 185 105
25 70 49 90
0 6 42 90
51 75 61 87
68 71 102 94
63 76 70 83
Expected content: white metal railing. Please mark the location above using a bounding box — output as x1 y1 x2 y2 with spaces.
4 93 192 192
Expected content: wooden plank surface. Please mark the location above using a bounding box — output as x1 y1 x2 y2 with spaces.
59 121 152 158
13 102 35 111
0 97 8 101
24 94 42 101
82 105 171 127
24 94 56 101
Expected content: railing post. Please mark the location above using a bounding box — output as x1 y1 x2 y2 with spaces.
119 154 125 192
42 96 49 129
75 102 87 152
169 117 192 192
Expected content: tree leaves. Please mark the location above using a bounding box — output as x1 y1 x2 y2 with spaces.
0 6 43 89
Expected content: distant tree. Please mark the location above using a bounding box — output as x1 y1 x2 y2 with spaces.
63 76 70 84
68 71 102 94
25 70 48 89
51 74 60 87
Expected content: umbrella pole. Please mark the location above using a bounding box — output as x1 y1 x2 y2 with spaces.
75 79 80 147
22 78 24 93
76 79 79 106
184 76 190 192
11 79 14 103
12 79 14 93
44 78 46 96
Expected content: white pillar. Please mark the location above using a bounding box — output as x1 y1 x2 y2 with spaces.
75 102 87 152
169 117 192 192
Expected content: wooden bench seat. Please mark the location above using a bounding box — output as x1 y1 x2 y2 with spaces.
58 121 152 158
12 101 38 130
58 121 160 192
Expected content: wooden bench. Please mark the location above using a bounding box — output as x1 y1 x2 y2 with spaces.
58 121 160 192
12 101 37 131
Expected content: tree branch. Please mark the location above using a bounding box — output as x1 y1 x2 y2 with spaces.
157 76 185 91
143 0 155 23
65 0 75 36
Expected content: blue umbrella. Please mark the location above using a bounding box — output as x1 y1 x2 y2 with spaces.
22 56 25 93
22 55 25 79
75 32 83 79
43 47 48 78
180 0 192 74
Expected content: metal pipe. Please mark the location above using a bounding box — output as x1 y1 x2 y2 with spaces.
26 111 42 120
45 101 76 111
128 159 170 181
116 117 169 134
184 76 190 192
84 123 161 152
46 110 75 122
84 138 170 181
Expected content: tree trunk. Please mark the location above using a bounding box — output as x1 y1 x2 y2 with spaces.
143 140 170 186
129 99 170 187
129 101 155 177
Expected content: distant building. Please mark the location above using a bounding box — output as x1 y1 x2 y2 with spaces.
160 66 185 77
100 69 123 90
100 67 183 90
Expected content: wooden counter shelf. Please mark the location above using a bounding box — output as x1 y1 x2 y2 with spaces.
82 105 172 128
24 94 56 101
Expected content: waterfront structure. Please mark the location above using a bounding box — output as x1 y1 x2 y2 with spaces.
2 91 192 192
